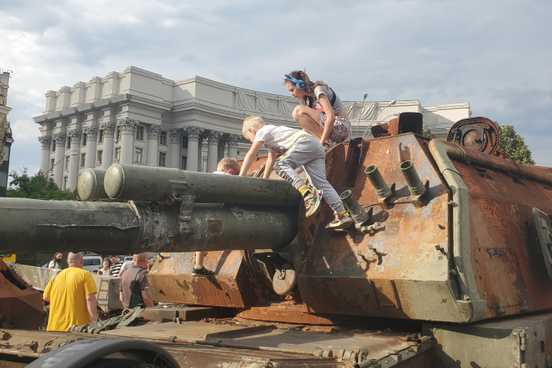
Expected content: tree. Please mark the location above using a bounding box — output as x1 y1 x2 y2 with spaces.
7 171 73 200
499 125 534 165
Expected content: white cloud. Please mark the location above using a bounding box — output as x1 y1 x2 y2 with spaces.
1 0 551 169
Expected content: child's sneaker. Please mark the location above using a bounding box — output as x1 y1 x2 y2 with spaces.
326 211 354 230
298 184 322 218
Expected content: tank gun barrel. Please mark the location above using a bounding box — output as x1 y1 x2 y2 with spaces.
0 197 297 254
102 164 301 206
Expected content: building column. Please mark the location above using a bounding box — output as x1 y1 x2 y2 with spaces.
228 134 240 158
38 135 51 174
53 134 66 188
118 118 136 165
100 120 115 169
67 128 81 191
186 127 200 171
207 131 222 172
168 129 180 168
147 126 161 166
200 135 209 172
84 126 98 168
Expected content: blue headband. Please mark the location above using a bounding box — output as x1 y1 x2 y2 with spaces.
284 74 305 90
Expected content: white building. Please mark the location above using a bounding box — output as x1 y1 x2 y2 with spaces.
0 71 13 196
34 66 470 191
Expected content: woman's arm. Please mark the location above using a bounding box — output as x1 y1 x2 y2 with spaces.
318 95 335 145
239 141 264 176
263 150 276 179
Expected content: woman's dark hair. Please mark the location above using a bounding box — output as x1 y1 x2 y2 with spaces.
285 70 327 106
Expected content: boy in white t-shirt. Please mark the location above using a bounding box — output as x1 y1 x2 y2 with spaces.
193 158 241 276
239 116 353 230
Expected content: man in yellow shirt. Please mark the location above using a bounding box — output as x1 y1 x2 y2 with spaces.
43 252 98 331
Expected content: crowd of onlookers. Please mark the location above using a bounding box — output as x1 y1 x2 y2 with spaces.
46 252 135 277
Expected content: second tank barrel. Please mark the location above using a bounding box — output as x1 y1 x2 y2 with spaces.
103 164 301 206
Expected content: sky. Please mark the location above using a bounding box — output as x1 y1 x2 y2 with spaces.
1 0 551 174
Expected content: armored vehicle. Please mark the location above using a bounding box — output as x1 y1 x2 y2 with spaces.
1 114 552 368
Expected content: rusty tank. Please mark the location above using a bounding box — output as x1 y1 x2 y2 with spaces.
2 113 552 368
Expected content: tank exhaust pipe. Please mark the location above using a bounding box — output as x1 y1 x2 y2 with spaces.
340 189 369 225
365 165 392 199
400 160 426 196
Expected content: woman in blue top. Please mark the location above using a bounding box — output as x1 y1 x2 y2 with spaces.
284 70 351 147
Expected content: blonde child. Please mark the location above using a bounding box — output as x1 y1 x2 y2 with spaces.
193 157 241 276
239 116 352 230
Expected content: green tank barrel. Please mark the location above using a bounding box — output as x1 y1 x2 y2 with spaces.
77 168 108 201
0 198 297 254
0 198 140 254
103 164 301 207
400 160 426 196
340 189 369 224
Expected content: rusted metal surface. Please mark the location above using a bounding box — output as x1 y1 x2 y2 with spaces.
237 303 335 325
296 134 455 321
148 251 267 308
101 320 434 367
446 116 501 155
450 152 552 319
0 261 44 330
0 328 345 367
141 306 234 322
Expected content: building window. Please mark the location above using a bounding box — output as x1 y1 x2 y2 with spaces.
65 156 70 171
159 132 167 146
63 176 68 190
159 152 166 167
98 129 104 143
181 156 187 170
136 125 144 141
67 137 71 150
80 153 86 168
52 140 56 152
82 133 87 146
135 148 143 164
115 129 121 143
50 158 54 171
97 150 103 165
115 147 121 163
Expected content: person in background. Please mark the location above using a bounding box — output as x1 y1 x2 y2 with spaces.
47 252 63 270
193 158 241 276
98 257 112 276
284 70 351 148
119 253 154 308
43 252 98 331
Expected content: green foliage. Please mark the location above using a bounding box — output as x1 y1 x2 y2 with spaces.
499 125 534 165
7 171 73 200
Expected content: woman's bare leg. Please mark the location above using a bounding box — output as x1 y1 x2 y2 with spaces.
292 105 323 139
